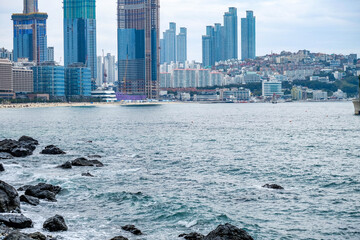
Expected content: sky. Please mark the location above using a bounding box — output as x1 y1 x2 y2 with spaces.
0 0 360 63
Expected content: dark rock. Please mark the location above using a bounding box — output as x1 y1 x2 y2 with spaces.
262 184 284 190
24 183 61 202
0 214 33 229
56 162 72 169
81 172 94 177
9 147 33 158
204 223 254 240
20 195 40 206
71 158 104 167
110 237 129 240
27 232 46 240
3 231 33 240
0 163 4 172
88 155 102 159
40 146 65 155
179 232 205 239
121 225 142 235
17 186 32 192
0 139 35 158
18 136 39 146
0 152 13 160
0 181 20 213
43 215 67 232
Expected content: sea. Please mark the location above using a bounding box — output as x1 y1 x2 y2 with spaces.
0 102 359 240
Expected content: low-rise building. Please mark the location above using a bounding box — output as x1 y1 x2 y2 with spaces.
32 62 65 98
313 90 328 100
262 80 283 97
65 63 92 98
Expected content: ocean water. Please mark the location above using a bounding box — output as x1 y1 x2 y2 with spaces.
0 102 359 240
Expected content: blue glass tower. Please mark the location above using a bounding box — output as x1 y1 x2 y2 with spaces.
63 0 97 87
241 11 256 60
65 63 92 98
117 0 159 99
224 7 238 60
12 0 48 63
32 63 65 97
163 22 177 63
177 27 187 64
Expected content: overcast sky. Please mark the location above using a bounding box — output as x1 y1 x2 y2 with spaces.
0 0 359 63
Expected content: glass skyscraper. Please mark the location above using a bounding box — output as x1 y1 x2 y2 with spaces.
241 11 256 60
224 7 238 60
160 23 187 65
117 0 159 99
12 0 48 63
177 27 187 64
63 0 97 86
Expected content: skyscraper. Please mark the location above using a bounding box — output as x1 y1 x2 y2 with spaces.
63 0 97 86
12 0 48 63
241 11 256 60
224 7 238 60
117 0 159 99
163 22 177 63
47 47 54 61
177 27 187 64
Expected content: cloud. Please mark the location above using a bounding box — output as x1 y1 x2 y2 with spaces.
0 0 359 63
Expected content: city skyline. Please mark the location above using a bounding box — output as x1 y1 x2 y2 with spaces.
0 0 359 63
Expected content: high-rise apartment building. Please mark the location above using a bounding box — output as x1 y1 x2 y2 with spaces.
65 63 92 98
177 27 187 64
224 7 238 60
13 67 33 93
241 11 256 60
47 47 54 61
12 0 48 63
202 7 238 67
117 0 160 99
104 53 116 84
63 0 97 86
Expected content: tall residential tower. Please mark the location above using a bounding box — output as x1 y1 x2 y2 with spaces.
117 0 160 99
63 0 97 84
12 0 48 63
241 11 256 60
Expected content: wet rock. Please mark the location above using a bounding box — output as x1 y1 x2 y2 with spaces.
121 225 142 235
17 186 32 192
3 231 33 240
88 155 102 159
40 146 65 155
110 237 129 240
18 136 39 146
0 139 36 158
204 223 254 240
81 172 94 177
71 158 104 167
43 215 68 232
262 184 284 190
24 183 61 202
0 214 33 229
27 232 47 240
19 195 40 206
0 153 13 160
0 181 20 213
0 163 4 172
56 162 72 169
179 232 205 239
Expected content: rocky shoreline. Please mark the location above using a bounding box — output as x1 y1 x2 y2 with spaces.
1 135 287 239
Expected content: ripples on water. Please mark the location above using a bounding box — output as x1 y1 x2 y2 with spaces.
0 102 360 239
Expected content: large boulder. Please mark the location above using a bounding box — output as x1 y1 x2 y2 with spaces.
3 231 33 240
110 237 128 240
71 158 104 167
121 225 142 235
0 139 36 158
0 214 33 229
24 183 61 202
43 215 68 232
179 232 205 239
262 184 284 190
27 232 47 240
0 181 20 213
18 136 39 146
19 195 40 206
204 223 254 240
40 146 65 155
56 161 72 169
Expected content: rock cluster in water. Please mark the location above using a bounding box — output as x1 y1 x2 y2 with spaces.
0 136 38 158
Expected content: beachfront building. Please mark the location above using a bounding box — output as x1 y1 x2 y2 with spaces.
13 67 33 93
117 0 160 99
241 11 256 60
32 62 65 98
63 0 97 86
65 63 92 99
262 80 283 97
11 0 48 63
0 59 15 99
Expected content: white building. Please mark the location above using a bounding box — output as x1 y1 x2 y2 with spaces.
12 67 33 93
262 80 283 97
0 59 14 99
313 90 328 100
